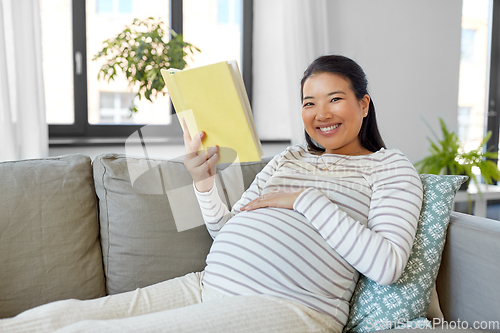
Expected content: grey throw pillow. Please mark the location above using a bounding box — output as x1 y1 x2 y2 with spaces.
0 155 105 318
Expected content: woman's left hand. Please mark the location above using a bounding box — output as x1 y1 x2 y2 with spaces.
240 189 306 211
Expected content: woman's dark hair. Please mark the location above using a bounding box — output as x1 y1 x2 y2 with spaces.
301 55 386 154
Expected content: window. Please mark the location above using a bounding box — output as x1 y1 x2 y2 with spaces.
460 29 476 63
458 107 472 142
87 0 171 126
457 0 500 180
42 0 253 143
456 0 491 152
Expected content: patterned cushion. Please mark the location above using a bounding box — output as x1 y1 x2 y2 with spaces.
343 174 467 333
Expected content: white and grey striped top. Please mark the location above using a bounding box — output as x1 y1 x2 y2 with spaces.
194 144 423 327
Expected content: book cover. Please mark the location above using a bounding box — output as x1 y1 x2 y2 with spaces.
161 61 262 164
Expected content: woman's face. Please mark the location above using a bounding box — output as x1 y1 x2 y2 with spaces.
302 72 370 155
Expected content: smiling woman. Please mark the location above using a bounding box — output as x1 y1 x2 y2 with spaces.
181 55 423 332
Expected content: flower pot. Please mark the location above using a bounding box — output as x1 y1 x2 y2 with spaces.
459 177 470 191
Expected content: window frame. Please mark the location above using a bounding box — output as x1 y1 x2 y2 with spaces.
486 0 500 167
49 0 253 145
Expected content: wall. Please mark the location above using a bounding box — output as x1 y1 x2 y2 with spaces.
253 0 463 163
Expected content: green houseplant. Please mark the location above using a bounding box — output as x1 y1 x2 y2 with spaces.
414 117 500 191
92 17 200 112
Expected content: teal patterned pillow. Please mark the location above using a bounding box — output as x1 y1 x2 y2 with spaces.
343 174 468 333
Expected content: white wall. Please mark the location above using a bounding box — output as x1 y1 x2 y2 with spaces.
253 0 463 163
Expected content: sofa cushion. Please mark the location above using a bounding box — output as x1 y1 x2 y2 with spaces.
93 153 271 295
343 174 467 332
0 155 105 319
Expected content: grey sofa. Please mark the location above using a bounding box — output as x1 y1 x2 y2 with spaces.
0 153 499 332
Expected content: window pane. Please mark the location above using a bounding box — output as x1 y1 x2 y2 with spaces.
119 0 133 14
183 0 243 70
217 0 230 24
457 0 492 151
96 0 113 14
99 91 137 124
87 0 171 125
458 107 472 141
40 0 74 124
461 29 476 62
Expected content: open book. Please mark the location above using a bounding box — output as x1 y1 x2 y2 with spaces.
161 61 263 164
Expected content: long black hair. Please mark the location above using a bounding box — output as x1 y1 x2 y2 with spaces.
301 55 386 154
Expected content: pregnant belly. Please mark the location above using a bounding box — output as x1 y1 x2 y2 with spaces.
203 207 356 298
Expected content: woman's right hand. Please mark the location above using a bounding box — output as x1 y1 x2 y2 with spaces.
182 118 219 193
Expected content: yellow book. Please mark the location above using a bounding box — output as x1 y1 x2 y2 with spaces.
161 61 263 164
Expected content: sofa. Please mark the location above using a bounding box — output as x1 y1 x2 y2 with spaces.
0 153 499 332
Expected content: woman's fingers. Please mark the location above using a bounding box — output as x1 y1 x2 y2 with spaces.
180 118 219 193
185 131 204 157
182 118 197 155
194 147 219 176
240 190 304 212
181 117 205 156
180 117 219 192
181 118 191 144
186 145 219 169
192 146 220 193
241 191 277 211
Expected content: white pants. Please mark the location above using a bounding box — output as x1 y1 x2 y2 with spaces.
0 271 343 333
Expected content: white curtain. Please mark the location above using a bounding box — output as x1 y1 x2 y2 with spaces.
252 0 330 145
0 0 47 162
282 0 330 145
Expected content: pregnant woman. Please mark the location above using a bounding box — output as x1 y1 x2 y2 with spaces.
184 54 423 333
0 55 423 333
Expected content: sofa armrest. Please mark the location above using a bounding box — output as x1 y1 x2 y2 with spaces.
436 211 500 332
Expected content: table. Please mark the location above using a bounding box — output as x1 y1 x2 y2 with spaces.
454 184 500 217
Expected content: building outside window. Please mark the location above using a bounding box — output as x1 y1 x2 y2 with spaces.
458 106 473 142
96 0 134 15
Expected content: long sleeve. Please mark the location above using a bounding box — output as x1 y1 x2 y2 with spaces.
194 153 282 239
293 155 423 285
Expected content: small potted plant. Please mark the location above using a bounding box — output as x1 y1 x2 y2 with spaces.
92 17 200 112
414 117 500 192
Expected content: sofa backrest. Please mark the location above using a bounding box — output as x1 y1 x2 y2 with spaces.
0 155 105 319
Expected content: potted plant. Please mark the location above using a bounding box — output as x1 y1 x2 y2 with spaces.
414 117 500 191
92 17 200 112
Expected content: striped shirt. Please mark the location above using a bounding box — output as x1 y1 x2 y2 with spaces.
194 144 423 327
